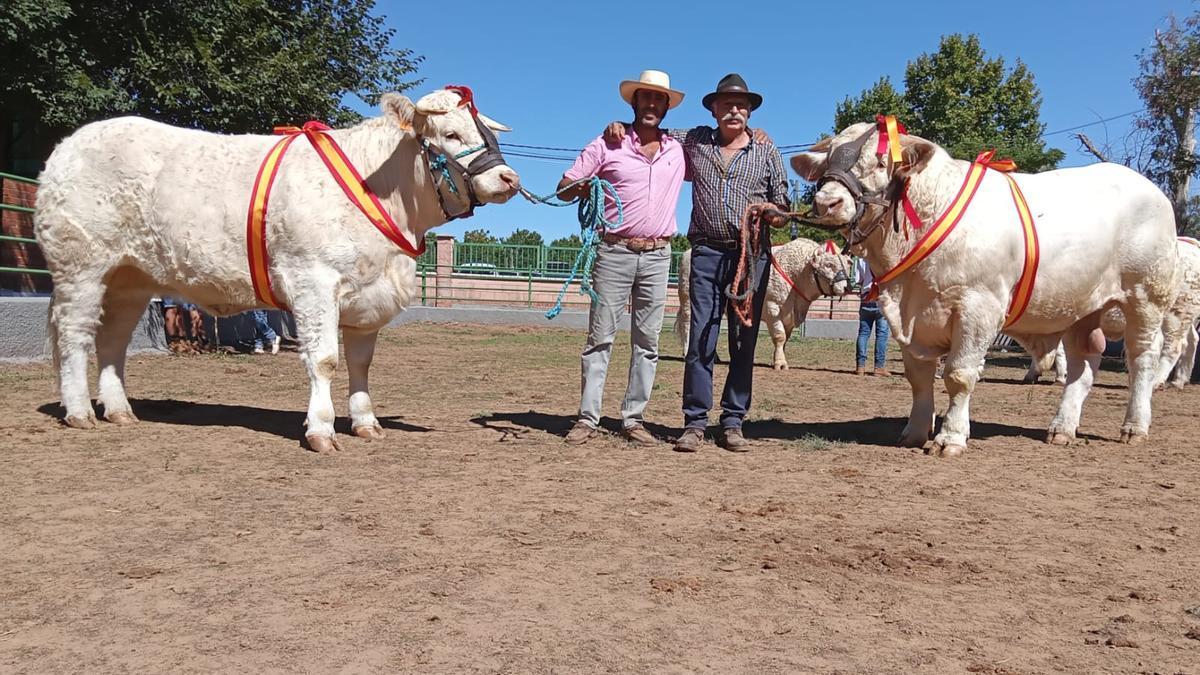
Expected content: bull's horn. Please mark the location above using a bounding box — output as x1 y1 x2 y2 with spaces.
478 113 511 133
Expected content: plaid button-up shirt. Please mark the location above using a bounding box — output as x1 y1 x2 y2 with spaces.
669 126 791 246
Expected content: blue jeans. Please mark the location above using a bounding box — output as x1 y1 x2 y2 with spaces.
857 303 889 369
252 310 278 349
682 245 769 430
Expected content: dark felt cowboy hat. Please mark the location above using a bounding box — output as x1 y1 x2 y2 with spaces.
701 73 763 111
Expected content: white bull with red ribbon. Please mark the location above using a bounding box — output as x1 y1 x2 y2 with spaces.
35 86 520 451
791 117 1178 456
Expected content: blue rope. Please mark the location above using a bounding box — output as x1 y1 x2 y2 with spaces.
521 178 624 319
426 142 485 194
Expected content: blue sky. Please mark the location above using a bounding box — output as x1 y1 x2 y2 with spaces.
355 0 1195 242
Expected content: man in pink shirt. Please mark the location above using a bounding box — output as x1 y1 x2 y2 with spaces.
558 70 687 447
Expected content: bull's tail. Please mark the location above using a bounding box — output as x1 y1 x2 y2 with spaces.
46 291 61 396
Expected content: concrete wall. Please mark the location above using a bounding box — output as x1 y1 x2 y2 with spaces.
0 296 166 362
1 298 860 361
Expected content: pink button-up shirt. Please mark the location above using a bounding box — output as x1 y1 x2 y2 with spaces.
562 130 685 239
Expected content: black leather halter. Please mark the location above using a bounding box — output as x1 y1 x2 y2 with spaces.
813 129 908 248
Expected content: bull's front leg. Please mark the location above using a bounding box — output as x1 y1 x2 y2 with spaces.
899 347 937 448
929 318 993 457
1121 302 1167 443
764 299 789 370
344 328 384 439
291 272 343 453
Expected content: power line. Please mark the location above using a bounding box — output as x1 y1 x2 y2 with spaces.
1040 109 1142 137
499 109 1148 163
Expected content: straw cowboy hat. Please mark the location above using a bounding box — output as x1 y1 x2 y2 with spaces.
619 70 685 109
701 73 763 111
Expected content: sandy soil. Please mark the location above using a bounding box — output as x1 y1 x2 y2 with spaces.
2 322 1198 673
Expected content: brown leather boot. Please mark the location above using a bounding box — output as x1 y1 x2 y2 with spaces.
673 427 705 453
565 421 597 445
621 424 660 447
874 367 890 377
718 427 752 452
855 366 865 375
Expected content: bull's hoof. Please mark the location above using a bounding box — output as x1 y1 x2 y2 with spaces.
105 410 139 426
353 423 385 440
772 363 788 371
1046 430 1076 446
1118 429 1148 445
1022 373 1039 384
64 413 97 430
927 441 965 458
898 430 930 448
305 434 342 454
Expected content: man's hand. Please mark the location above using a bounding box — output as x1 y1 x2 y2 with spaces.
752 128 773 145
751 204 789 228
557 176 591 202
603 121 628 144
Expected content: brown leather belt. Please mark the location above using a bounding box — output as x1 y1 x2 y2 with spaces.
602 233 671 252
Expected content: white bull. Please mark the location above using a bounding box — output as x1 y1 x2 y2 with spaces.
35 88 519 451
674 238 851 368
792 122 1178 456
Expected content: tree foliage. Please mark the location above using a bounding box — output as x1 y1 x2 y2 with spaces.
0 0 423 135
833 34 1063 173
462 228 498 244
549 234 583 248
504 228 544 247
1134 12 1200 233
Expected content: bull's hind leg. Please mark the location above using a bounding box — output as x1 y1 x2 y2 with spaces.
48 271 109 428
1121 302 1167 443
95 278 153 424
1170 322 1198 388
291 270 343 452
344 328 383 439
1152 309 1194 388
899 348 936 448
1047 317 1105 445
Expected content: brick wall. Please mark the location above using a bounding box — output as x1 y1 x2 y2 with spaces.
1 178 50 294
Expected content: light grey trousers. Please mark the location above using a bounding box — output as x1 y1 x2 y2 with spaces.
578 241 672 429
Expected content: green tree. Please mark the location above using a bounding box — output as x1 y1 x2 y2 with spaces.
831 34 1063 173
669 234 691 252
504 228 544 247
1134 12 1200 233
833 77 908 131
0 0 422 171
903 34 1063 172
549 234 583 248
463 228 498 244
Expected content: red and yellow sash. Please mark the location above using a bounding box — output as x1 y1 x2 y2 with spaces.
245 121 426 308
873 150 1039 329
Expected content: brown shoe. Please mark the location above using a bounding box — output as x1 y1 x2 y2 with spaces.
855 366 865 375
565 421 597 445
622 424 660 447
718 427 752 452
673 427 705 453
874 368 889 377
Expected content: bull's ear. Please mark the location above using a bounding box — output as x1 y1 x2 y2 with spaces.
478 112 511 133
790 151 828 181
897 137 937 177
382 93 416 129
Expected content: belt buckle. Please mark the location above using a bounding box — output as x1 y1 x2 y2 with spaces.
628 237 649 252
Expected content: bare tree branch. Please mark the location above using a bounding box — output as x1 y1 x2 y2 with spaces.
1074 133 1110 163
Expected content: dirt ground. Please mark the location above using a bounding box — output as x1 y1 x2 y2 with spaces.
2 321 1199 673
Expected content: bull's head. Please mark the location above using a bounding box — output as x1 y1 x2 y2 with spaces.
810 248 852 297
383 88 520 218
790 121 939 235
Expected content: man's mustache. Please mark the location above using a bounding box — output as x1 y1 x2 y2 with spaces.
721 112 746 123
